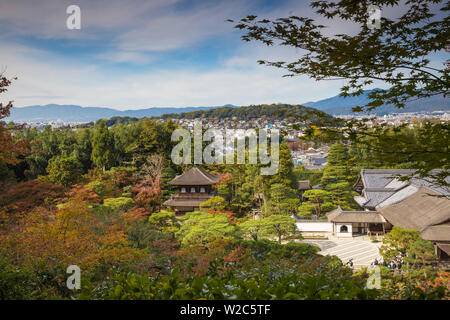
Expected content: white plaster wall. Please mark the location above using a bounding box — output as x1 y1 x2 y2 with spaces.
296 222 333 232
335 223 353 238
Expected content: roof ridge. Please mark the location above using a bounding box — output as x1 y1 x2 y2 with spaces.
195 167 219 183
376 185 424 209
365 188 398 192
362 169 416 173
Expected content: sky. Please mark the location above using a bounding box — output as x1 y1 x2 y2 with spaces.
0 0 446 110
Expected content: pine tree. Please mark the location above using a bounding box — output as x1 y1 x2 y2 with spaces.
320 143 357 210
92 120 114 172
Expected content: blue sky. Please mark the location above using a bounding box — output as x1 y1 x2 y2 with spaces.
0 0 446 110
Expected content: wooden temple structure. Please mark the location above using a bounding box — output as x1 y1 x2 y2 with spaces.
163 166 221 215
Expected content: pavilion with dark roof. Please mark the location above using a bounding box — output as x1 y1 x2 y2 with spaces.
163 166 221 215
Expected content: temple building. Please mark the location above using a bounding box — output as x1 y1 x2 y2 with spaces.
296 169 450 261
326 206 387 238
163 166 221 215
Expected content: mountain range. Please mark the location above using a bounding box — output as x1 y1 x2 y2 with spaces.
5 89 449 123
302 89 449 115
5 104 232 123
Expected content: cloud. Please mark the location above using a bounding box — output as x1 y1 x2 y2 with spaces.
95 51 154 65
0 0 180 40
0 37 345 109
2 0 442 110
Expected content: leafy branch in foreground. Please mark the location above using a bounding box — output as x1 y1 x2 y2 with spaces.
230 0 449 189
231 0 449 111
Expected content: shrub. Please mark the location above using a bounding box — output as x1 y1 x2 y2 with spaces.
103 197 134 212
86 181 106 197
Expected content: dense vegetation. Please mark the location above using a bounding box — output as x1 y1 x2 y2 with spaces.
1 76 448 300
1 0 449 298
160 104 331 122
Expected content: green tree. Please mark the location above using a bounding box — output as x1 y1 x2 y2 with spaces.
404 239 436 267
298 189 334 219
279 198 300 216
92 120 114 172
176 211 237 247
260 214 300 244
268 142 296 188
200 196 227 212
46 155 83 187
74 128 93 172
239 219 265 241
269 183 296 214
380 227 421 264
320 144 357 209
131 119 176 166
326 182 357 211
148 211 179 239
326 143 350 167
23 125 60 179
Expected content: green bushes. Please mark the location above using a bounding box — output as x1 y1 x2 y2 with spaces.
86 181 106 197
103 197 134 211
122 185 132 198
45 155 83 187
0 259 38 300
176 211 238 247
78 258 379 300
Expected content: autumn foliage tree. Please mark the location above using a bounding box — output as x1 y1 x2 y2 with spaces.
0 190 144 275
0 179 66 224
132 177 162 212
0 75 30 165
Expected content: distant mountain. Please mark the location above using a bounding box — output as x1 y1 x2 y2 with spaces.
5 104 237 123
302 89 450 115
7 88 449 124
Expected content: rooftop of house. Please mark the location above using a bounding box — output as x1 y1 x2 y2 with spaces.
326 206 386 224
354 169 449 209
298 180 311 190
377 187 450 234
352 169 450 243
168 166 221 186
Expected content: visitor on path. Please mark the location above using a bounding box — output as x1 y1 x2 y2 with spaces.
346 259 354 268
374 258 379 266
